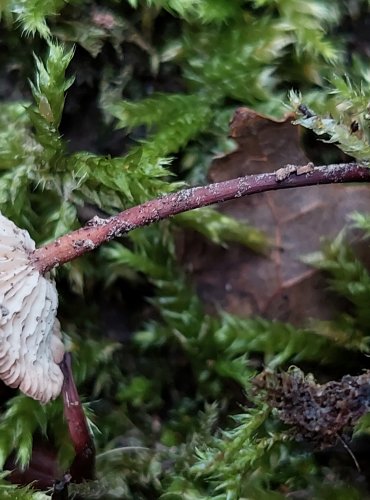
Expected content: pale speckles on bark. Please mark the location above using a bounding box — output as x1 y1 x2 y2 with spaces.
72 239 96 250
86 215 107 227
32 163 370 274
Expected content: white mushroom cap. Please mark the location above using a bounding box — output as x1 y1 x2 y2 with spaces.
0 213 64 403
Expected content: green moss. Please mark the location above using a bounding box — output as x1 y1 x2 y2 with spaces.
0 0 370 498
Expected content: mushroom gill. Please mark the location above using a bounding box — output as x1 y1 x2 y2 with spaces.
0 213 64 403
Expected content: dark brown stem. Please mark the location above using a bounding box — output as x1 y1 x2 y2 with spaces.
32 163 370 273
60 354 95 482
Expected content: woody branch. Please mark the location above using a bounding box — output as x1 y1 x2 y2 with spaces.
32 162 370 274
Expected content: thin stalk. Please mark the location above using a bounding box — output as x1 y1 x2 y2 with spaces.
32 163 370 273
60 354 95 482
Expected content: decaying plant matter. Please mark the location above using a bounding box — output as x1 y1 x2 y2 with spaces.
254 368 370 448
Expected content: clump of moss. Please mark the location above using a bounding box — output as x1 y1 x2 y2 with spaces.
1 1 370 499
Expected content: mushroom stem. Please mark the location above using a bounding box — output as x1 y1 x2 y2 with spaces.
60 353 95 481
32 162 370 273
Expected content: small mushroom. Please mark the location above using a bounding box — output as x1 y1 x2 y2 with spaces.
0 213 64 403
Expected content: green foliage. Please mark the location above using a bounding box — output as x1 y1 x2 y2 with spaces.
293 109 370 160
1 0 370 498
0 472 48 499
0 395 75 471
175 209 267 250
290 66 370 161
108 93 215 158
30 43 74 129
183 19 287 105
185 408 283 499
104 225 359 395
0 37 251 247
351 211 370 236
252 0 340 61
9 0 64 37
27 43 74 169
180 2 341 109
303 232 370 334
127 0 243 22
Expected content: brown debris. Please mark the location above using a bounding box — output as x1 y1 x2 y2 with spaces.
253 368 370 448
178 107 370 325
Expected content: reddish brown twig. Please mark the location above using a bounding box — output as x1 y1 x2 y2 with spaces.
59 354 95 482
32 163 370 273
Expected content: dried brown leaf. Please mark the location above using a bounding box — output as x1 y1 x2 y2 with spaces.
178 108 370 324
